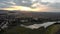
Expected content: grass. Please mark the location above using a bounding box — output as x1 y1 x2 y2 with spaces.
46 24 60 34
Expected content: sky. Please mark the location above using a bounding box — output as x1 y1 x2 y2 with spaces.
0 0 60 12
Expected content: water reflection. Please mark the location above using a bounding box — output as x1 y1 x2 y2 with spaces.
20 21 57 29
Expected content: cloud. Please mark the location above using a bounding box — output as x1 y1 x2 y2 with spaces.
48 3 60 9
0 0 32 8
0 3 6 5
14 0 32 7
0 1 14 8
0 0 16 8
0 2 9 8
0 6 31 11
0 3 51 12
5 1 16 5
45 3 60 12
41 0 60 3
0 0 60 12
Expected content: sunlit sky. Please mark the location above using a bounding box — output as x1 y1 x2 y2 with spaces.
0 0 60 12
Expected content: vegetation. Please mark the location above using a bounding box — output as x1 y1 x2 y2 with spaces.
0 10 60 34
2 26 46 34
46 24 60 34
